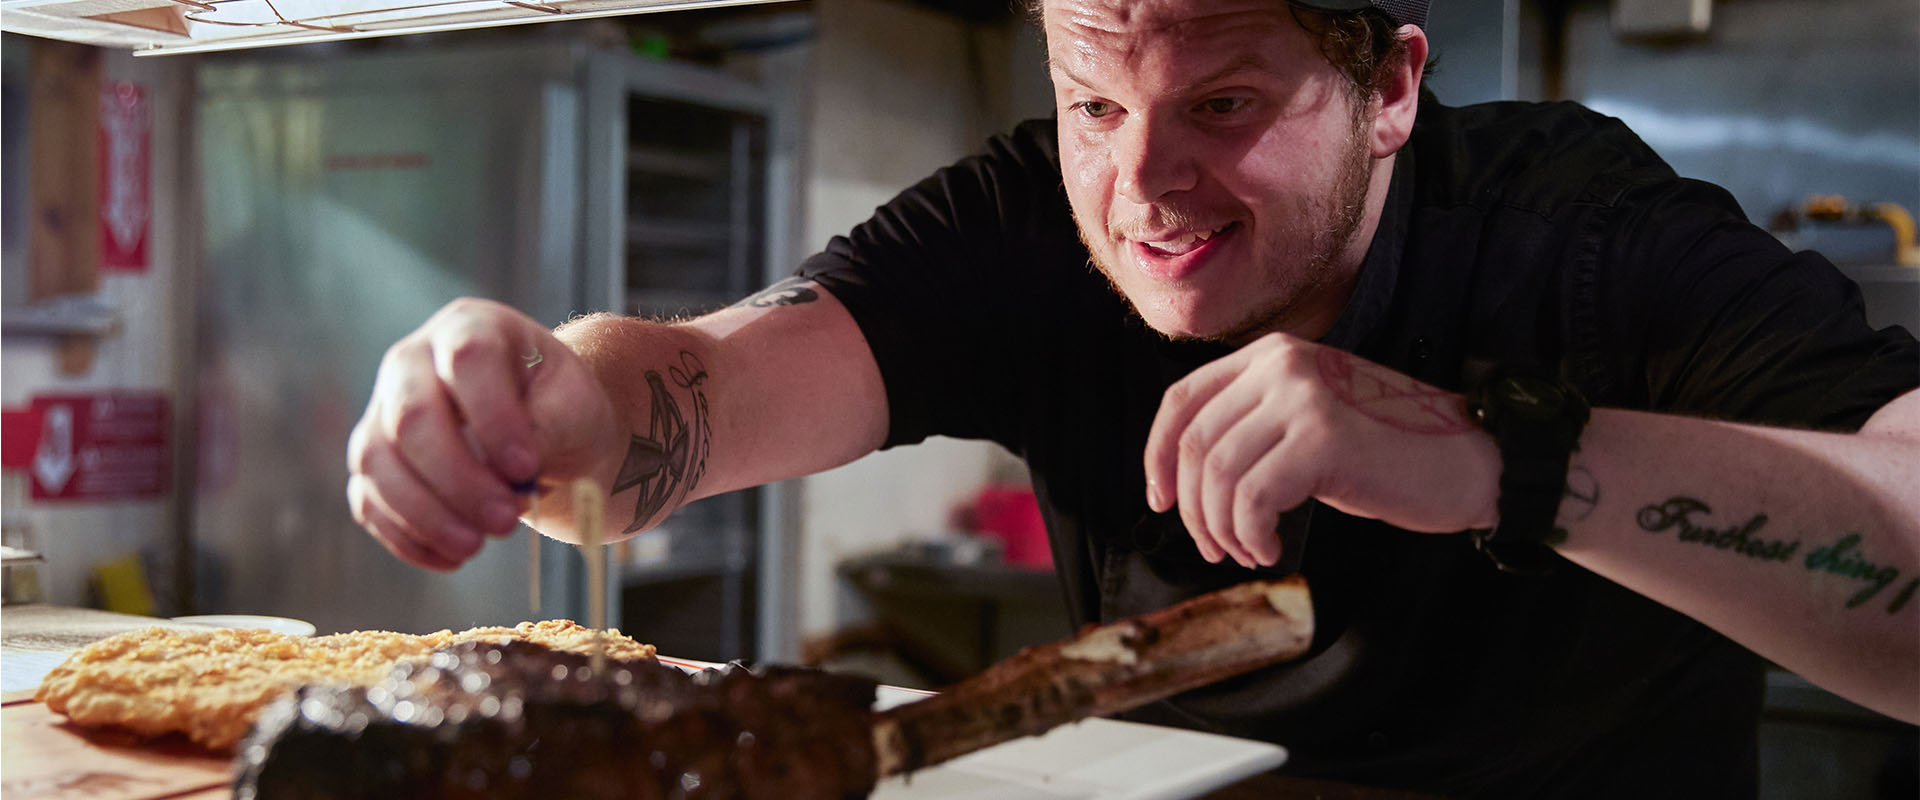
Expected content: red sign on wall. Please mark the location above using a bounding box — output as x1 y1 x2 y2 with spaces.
99 81 151 272
25 392 170 502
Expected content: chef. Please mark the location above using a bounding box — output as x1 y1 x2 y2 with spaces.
346 0 1920 795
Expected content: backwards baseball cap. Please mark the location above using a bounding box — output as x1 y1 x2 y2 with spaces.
1288 0 1428 28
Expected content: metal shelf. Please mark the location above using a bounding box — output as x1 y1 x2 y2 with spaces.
626 147 729 181
0 296 120 338
625 218 734 248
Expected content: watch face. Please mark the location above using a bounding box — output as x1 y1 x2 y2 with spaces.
1496 375 1566 419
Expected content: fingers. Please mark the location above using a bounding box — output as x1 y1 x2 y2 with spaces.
1231 435 1316 565
426 312 542 484
346 298 558 571
1173 381 1269 568
346 448 479 572
376 340 524 537
1146 335 1316 569
1149 335 1489 560
355 488 461 572
1144 348 1251 512
1197 407 1290 566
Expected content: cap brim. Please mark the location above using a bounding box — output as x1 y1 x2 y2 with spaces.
1286 0 1378 12
1286 0 1426 28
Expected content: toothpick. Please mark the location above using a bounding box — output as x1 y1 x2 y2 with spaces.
528 492 541 617
572 477 606 676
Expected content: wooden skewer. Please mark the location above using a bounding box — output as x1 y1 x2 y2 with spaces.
528 493 542 617
572 477 606 676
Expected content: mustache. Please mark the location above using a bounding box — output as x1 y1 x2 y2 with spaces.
1105 204 1229 239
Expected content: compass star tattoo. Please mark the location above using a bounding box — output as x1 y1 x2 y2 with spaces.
613 351 712 533
1316 348 1476 435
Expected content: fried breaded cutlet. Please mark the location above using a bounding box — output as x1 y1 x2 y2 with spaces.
33 620 656 752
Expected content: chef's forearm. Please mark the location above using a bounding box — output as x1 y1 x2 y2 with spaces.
554 313 717 535
1551 394 1920 723
551 286 888 538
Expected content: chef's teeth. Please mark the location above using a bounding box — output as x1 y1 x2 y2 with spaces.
1145 227 1222 250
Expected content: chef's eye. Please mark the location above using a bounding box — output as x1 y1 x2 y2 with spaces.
1071 100 1116 119
1197 97 1250 115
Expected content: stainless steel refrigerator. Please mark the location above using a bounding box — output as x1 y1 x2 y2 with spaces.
191 37 789 661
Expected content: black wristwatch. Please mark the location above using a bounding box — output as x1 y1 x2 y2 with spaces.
1466 365 1590 574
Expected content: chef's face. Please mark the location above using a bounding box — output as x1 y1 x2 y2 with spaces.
1046 0 1393 343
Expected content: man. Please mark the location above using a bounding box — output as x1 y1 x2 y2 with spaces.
347 0 1920 795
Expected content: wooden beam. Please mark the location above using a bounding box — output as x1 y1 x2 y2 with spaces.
27 40 105 375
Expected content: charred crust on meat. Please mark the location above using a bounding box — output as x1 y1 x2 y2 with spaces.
234 640 878 800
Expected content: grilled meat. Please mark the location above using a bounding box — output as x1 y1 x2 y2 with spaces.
234 640 877 800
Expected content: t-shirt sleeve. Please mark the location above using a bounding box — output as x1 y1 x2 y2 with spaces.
794 119 1086 451
1602 178 1919 430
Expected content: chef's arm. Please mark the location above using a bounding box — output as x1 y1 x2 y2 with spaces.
1551 388 1920 723
541 281 890 541
348 283 886 570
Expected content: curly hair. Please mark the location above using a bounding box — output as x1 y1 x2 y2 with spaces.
1287 6 1415 103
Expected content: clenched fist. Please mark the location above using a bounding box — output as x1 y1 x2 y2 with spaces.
346 298 621 571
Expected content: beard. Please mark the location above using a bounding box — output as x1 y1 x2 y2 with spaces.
1077 116 1377 345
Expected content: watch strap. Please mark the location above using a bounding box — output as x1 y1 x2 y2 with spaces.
1467 366 1589 574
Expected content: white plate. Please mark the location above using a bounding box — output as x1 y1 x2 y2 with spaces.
657 657 1287 800
169 614 317 636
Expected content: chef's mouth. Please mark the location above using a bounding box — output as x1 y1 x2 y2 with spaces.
1136 222 1239 257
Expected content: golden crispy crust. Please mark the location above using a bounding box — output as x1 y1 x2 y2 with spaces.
33 620 656 752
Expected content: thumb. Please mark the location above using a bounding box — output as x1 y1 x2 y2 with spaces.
522 341 624 488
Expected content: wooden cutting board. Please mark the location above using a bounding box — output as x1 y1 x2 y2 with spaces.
0 694 230 800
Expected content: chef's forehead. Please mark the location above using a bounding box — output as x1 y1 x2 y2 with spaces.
1039 0 1313 81
1039 0 1297 33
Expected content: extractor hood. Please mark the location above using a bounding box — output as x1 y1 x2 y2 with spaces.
0 0 792 55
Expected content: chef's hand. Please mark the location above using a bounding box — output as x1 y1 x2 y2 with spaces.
1144 333 1502 568
347 298 620 571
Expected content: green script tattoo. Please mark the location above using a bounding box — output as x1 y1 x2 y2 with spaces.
733 277 820 309
612 351 712 533
1636 496 1918 614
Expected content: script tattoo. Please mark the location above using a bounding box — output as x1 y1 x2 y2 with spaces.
1636 495 1917 614
1807 534 1914 611
733 277 820 309
1636 497 1799 561
613 351 712 533
1315 348 1476 435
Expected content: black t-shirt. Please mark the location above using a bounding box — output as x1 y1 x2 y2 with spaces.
798 96 1920 798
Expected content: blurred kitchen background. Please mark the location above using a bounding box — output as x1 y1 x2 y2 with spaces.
1 0 1914 796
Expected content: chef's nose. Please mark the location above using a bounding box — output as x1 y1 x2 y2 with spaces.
1113 116 1198 204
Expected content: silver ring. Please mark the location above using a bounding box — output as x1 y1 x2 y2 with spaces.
523 349 543 369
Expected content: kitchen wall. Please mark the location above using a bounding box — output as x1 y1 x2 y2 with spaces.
1416 0 1920 270
1558 0 1919 265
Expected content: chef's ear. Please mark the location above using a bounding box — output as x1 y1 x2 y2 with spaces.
1369 24 1426 158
